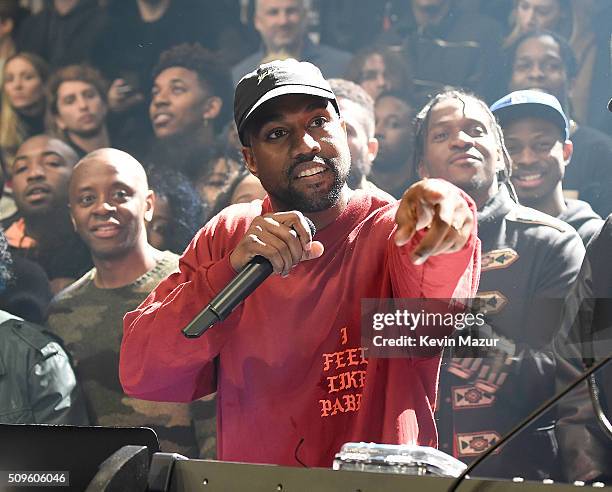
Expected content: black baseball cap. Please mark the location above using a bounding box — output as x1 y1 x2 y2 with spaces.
491 90 570 140
234 59 339 145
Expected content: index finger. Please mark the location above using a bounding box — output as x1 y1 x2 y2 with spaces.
269 211 313 251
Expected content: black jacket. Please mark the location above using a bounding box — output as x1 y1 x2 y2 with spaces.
381 5 503 104
437 185 585 480
0 312 88 425
558 199 604 246
16 0 106 69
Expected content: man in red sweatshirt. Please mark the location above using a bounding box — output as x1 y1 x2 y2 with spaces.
120 59 480 467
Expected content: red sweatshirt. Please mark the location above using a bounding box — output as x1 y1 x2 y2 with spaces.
120 190 480 467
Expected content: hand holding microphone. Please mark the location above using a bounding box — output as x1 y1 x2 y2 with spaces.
183 211 323 338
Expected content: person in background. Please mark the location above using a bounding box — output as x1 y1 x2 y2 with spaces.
148 43 231 180
5 134 91 293
566 0 611 133
0 154 51 324
372 90 417 198
209 168 267 218
327 78 393 200
147 166 206 254
16 0 106 69
193 146 241 209
231 0 352 85
46 147 200 457
0 0 24 84
504 30 612 216
0 52 48 165
414 88 583 479
492 89 603 244
503 0 571 47
380 0 503 103
0 165 87 424
344 45 414 102
46 64 111 159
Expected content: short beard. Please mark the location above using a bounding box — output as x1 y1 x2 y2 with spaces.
273 155 348 213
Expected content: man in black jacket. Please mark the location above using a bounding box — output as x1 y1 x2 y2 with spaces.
414 89 584 479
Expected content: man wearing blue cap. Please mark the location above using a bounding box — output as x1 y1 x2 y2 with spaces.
119 59 480 467
491 89 604 245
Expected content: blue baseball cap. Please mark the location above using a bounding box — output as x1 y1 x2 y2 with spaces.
491 90 570 140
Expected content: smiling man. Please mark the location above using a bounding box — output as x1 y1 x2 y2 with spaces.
45 148 201 456
414 89 584 479
492 90 603 244
5 134 92 293
120 59 480 468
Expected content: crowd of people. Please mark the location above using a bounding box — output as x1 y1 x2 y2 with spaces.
0 0 611 484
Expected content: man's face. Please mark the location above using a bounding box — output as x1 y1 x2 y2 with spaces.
515 0 562 33
150 67 208 139
337 97 376 187
3 56 44 112
254 0 306 53
359 54 397 101
419 97 502 200
12 136 77 218
505 116 571 202
375 95 414 171
509 35 567 103
242 94 350 212
56 80 107 137
69 155 153 261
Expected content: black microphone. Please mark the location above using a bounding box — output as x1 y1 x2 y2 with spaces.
182 217 316 338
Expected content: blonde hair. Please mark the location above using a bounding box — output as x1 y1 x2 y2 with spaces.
0 52 49 169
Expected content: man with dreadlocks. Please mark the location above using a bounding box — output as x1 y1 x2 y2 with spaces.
413 89 584 480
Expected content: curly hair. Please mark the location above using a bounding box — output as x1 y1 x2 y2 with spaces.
152 43 232 128
147 166 207 254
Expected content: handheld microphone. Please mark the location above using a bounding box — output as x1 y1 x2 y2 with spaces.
182 217 316 338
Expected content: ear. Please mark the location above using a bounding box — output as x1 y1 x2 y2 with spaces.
69 209 77 232
242 147 258 176
562 140 573 166
367 137 379 162
144 189 155 222
202 96 222 121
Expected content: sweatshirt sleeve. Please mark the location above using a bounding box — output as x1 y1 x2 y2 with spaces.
120 213 245 403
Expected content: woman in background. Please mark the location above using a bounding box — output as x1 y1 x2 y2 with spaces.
0 52 48 166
